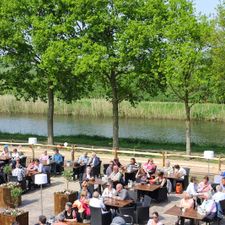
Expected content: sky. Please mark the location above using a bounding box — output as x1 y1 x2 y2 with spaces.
194 0 220 16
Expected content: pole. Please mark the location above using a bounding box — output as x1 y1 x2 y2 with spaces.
208 159 209 176
41 184 43 215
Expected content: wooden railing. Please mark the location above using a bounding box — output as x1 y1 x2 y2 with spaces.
0 141 224 172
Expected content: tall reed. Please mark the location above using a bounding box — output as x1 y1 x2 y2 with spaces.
0 95 225 121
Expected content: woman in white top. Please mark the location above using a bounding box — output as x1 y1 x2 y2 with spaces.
102 182 116 198
186 176 199 196
147 212 163 225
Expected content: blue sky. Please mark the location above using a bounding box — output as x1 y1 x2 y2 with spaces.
194 0 220 16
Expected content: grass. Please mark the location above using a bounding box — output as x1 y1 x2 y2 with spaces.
1 132 225 155
0 95 225 121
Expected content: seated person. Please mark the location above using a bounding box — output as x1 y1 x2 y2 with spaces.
78 152 89 165
151 171 167 187
82 166 93 181
39 150 49 163
88 152 100 168
11 148 20 160
53 214 67 225
79 181 91 198
147 211 163 225
12 160 26 182
108 165 122 182
1 145 11 158
52 149 63 174
186 176 199 197
126 158 139 172
61 202 80 222
112 157 122 168
89 191 109 213
73 191 90 220
102 181 116 198
220 177 225 192
33 159 44 173
106 161 114 177
113 183 131 200
197 176 212 196
135 167 150 183
26 159 38 174
176 192 194 225
143 159 156 174
212 185 225 203
162 160 174 174
198 193 217 222
174 165 186 179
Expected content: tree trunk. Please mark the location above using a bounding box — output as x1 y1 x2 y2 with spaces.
111 73 119 151
47 88 54 145
185 102 191 155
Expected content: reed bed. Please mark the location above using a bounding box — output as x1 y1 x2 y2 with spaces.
0 95 225 121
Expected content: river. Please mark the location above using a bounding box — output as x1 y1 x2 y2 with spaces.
0 113 224 145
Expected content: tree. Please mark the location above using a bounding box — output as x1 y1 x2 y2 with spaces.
72 0 167 150
0 0 92 144
164 0 211 155
210 1 225 103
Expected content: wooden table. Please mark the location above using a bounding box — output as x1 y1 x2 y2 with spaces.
103 197 133 208
65 222 90 225
129 183 161 192
164 205 204 224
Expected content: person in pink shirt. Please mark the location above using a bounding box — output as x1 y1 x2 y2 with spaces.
198 176 212 195
143 159 156 174
39 150 49 162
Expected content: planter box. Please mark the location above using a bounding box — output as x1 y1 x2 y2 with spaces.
54 192 77 215
0 211 28 225
0 187 21 208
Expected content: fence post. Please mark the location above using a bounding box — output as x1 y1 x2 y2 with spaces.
113 147 118 159
30 144 35 160
218 156 222 172
71 146 75 162
162 152 165 167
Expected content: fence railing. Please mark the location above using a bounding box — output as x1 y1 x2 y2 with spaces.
0 141 224 172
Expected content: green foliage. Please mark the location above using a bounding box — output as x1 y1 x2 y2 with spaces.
210 1 225 103
62 169 73 190
164 0 211 105
3 164 12 175
10 186 22 208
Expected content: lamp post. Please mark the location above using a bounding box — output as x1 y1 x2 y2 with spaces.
204 150 214 175
28 137 37 160
35 174 47 215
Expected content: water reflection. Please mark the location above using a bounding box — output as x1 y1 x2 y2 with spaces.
0 113 224 145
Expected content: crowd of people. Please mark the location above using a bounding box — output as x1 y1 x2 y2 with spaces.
1 146 225 225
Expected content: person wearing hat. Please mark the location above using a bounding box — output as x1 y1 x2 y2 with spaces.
102 181 116 198
61 202 80 222
110 216 126 225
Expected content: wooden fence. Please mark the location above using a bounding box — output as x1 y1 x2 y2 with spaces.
0 141 224 172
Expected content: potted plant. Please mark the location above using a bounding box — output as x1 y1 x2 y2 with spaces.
0 209 28 225
54 169 77 215
3 165 12 182
0 186 28 225
0 182 21 208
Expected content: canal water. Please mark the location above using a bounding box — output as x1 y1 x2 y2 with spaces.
0 113 224 146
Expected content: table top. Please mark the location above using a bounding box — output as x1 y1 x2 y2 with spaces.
103 197 133 208
127 183 160 192
65 222 90 225
164 205 204 220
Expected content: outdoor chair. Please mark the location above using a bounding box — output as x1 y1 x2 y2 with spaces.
90 206 112 225
135 204 150 225
103 163 109 175
119 206 136 224
127 190 138 202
